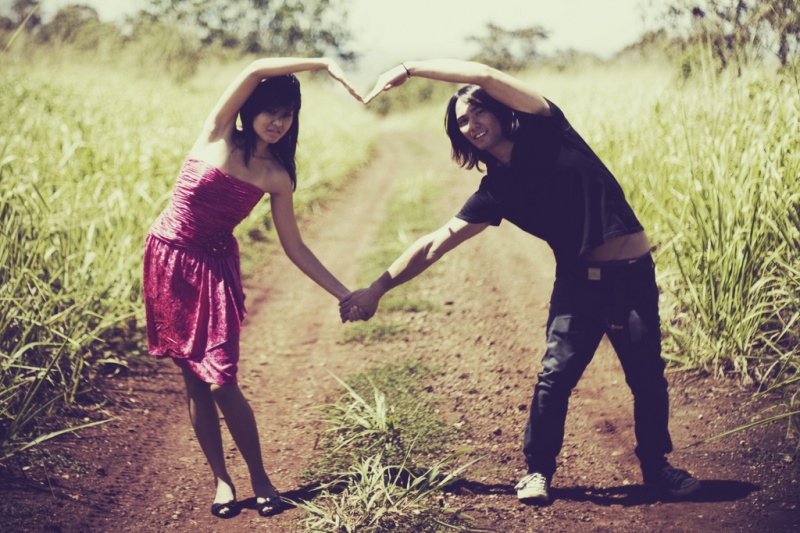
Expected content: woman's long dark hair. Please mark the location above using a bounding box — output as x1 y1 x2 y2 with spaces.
444 84 519 171
235 74 302 189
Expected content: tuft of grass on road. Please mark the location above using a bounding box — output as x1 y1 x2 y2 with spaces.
298 359 477 532
305 359 459 478
295 450 480 533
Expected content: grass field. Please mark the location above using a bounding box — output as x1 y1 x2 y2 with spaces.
1 53 798 513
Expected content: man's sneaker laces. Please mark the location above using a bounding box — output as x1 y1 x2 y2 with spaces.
515 472 550 501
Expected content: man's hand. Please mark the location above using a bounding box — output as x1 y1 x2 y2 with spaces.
339 287 381 322
363 65 409 105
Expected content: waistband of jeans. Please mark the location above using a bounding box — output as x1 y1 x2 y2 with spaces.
557 252 653 280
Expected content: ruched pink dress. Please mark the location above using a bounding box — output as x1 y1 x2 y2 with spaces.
143 157 265 385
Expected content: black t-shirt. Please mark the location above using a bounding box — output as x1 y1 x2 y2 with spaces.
456 99 643 270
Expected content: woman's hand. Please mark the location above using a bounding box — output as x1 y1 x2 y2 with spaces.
326 60 364 102
364 65 409 105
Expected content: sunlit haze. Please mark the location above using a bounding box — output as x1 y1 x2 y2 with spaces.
37 0 657 80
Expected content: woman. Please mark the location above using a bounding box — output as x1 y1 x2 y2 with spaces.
341 59 700 503
143 58 361 518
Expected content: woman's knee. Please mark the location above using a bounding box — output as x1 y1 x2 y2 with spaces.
210 383 244 403
182 368 211 395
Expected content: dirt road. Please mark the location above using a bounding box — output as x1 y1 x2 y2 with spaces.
2 125 798 532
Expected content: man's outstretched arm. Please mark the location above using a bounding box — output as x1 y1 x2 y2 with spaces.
340 217 488 322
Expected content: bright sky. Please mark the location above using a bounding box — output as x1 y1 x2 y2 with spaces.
38 0 658 74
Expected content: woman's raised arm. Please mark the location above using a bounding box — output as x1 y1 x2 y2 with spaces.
198 57 362 147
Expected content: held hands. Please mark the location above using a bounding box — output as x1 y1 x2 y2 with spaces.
339 287 381 323
331 64 412 324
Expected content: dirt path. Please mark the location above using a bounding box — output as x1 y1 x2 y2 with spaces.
2 126 798 532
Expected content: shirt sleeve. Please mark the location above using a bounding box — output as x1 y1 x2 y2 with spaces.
456 186 503 226
514 99 565 149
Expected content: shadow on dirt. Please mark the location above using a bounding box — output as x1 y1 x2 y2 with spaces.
446 478 760 507
275 482 325 507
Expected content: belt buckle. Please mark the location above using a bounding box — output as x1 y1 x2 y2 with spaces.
587 267 602 281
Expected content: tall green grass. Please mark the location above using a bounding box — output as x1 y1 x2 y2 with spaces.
602 67 799 384
0 61 377 458
637 67 800 437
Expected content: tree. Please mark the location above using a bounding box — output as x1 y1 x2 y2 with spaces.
468 23 549 71
1 0 40 51
11 0 41 29
36 5 120 49
136 0 355 61
755 0 800 66
658 0 800 69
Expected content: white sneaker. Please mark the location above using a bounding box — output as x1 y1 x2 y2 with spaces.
515 472 550 501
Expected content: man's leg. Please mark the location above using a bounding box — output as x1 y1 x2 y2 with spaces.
606 260 699 497
520 278 605 499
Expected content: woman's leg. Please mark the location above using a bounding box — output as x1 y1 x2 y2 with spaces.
211 384 280 501
181 368 236 506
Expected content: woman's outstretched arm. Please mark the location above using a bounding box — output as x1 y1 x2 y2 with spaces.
364 59 549 115
269 172 351 301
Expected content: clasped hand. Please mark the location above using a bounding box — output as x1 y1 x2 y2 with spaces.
339 287 381 323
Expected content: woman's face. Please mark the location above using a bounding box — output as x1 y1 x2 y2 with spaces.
454 98 505 151
253 107 294 144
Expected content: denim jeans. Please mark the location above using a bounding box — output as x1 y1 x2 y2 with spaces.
523 254 673 477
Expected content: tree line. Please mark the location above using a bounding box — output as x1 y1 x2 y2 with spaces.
643 0 799 71
2 1 798 77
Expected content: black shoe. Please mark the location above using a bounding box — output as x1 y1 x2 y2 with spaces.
256 489 284 517
210 497 238 519
643 463 701 497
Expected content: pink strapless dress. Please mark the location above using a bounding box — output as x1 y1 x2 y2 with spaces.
143 158 264 385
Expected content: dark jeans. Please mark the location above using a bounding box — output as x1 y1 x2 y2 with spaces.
523 254 673 478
